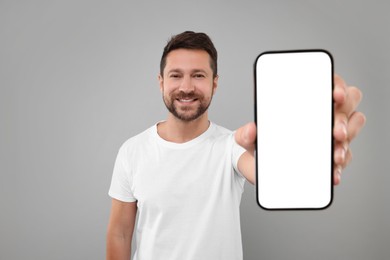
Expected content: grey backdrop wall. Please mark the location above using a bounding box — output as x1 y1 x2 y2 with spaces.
1 0 388 259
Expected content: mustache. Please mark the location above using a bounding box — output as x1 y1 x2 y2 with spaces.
173 91 202 100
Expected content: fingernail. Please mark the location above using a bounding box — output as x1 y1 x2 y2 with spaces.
335 165 342 176
342 125 348 138
335 148 345 163
340 149 345 161
337 123 347 139
343 143 349 153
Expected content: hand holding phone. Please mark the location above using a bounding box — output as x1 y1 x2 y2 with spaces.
254 50 334 210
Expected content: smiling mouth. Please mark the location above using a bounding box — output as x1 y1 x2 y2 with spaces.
177 98 197 103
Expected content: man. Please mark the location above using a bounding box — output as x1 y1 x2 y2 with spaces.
106 31 366 260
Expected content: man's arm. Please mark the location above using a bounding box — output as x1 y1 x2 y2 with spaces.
235 124 256 185
236 74 366 185
106 199 137 260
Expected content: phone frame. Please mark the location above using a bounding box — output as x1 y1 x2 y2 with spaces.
254 49 334 210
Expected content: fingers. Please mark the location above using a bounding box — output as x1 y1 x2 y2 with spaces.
333 77 363 144
334 110 362 185
334 142 347 165
235 122 257 153
344 148 353 168
332 75 365 185
333 74 347 104
335 85 363 117
334 143 352 169
347 111 366 142
333 113 348 142
333 148 352 185
333 165 341 185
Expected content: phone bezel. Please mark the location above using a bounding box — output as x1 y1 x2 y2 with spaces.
254 49 334 210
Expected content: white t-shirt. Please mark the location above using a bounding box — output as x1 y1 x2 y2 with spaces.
109 122 247 260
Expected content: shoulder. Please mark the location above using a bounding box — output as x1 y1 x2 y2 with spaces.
119 124 156 154
208 122 235 144
211 123 233 135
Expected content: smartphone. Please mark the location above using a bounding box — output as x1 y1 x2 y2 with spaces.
254 50 334 210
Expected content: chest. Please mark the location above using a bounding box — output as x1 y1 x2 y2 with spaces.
131 142 234 212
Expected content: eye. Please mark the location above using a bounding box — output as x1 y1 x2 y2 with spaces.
193 73 205 78
169 73 181 78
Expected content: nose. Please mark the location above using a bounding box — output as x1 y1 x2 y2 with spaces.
179 75 195 93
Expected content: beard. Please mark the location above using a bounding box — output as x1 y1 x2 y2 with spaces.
162 90 213 122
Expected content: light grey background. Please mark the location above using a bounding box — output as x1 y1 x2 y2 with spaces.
1 0 388 259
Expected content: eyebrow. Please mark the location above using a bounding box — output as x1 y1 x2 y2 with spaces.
167 69 209 75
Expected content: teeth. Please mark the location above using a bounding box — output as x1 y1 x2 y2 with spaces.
179 99 195 102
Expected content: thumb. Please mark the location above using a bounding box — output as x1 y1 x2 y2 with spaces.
235 122 257 153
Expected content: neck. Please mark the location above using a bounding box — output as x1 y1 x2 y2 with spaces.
157 113 210 143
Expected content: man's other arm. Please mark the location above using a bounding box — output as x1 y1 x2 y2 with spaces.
106 199 137 260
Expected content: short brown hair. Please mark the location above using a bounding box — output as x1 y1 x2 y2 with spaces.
160 31 218 78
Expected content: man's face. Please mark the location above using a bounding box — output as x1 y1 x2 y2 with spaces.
159 49 218 122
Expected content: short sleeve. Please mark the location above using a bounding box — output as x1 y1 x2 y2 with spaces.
231 133 247 179
108 142 137 202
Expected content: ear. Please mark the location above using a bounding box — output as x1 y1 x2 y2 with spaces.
158 74 164 92
212 75 219 94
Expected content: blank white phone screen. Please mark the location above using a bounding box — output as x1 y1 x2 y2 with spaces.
255 50 333 210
